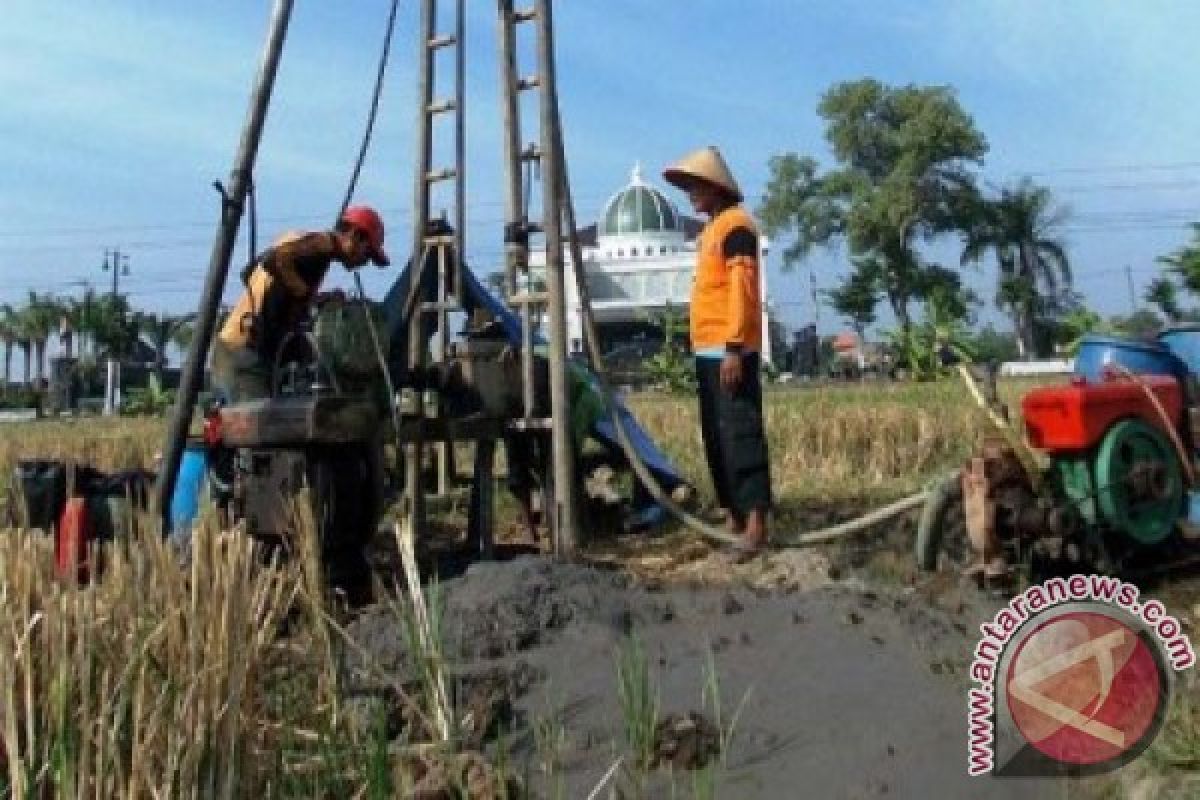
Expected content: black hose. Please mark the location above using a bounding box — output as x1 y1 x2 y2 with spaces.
337 0 401 217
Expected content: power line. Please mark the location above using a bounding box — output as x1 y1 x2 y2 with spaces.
1017 160 1200 177
0 192 618 240
1054 179 1200 193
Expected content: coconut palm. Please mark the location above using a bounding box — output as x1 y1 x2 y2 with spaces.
55 295 85 360
71 288 104 361
0 305 18 393
6 306 34 388
19 293 61 386
1145 277 1183 324
89 294 139 361
137 311 197 379
962 178 1072 359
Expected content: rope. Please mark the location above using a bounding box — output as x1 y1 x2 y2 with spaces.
1109 363 1195 486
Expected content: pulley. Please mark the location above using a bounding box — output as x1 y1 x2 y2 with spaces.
1094 418 1183 545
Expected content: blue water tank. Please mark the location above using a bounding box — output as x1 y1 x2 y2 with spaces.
169 441 208 534
1074 334 1186 382
1158 326 1200 378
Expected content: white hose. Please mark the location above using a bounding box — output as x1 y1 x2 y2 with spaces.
551 131 926 550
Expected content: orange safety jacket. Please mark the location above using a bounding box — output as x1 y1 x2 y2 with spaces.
217 231 339 360
689 206 762 354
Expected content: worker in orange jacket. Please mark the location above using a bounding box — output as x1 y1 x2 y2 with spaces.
212 205 390 402
664 147 772 558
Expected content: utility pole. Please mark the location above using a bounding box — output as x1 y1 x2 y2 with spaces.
100 248 130 415
810 268 820 328
1125 264 1138 315
102 248 130 300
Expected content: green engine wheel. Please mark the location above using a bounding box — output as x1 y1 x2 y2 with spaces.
1093 418 1183 546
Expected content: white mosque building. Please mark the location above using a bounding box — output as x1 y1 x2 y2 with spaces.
530 165 772 365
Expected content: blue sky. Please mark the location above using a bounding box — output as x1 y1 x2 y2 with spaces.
3 0 1200 338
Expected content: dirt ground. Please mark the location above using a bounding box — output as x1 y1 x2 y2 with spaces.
344 504 1109 799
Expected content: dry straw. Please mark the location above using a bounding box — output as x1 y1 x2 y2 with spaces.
0 519 298 798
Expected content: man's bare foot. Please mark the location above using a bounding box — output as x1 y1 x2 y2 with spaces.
738 509 768 551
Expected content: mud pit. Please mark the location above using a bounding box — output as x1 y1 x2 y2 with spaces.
346 552 1069 798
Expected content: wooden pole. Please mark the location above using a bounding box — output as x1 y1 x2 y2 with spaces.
155 0 295 524
496 1 537 421
534 0 579 556
403 0 438 555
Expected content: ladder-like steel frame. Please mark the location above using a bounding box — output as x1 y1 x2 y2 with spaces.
403 0 579 556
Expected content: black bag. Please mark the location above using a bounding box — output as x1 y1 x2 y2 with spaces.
85 470 153 541
10 461 150 536
12 460 68 531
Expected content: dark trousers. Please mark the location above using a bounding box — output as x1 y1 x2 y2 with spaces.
696 353 772 519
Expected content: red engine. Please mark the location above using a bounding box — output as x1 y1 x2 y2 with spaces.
1021 374 1183 453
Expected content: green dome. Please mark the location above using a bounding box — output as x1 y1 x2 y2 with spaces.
600 165 681 237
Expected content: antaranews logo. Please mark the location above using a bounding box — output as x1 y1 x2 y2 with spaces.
967 574 1195 777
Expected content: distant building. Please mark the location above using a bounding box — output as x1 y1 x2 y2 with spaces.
529 165 773 364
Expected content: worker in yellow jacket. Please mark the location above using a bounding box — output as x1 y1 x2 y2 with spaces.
664 147 772 558
212 205 390 402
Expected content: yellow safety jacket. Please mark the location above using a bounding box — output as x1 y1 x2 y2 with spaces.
217 231 339 361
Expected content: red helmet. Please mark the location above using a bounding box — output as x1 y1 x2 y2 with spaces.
339 205 390 266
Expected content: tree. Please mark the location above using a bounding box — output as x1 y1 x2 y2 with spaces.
1053 304 1106 355
823 263 879 337
21 293 62 386
918 264 980 326
760 79 987 331
1144 277 1182 324
0 305 18 393
640 305 695 394
7 306 33 387
1159 223 1200 291
970 325 1020 364
73 288 105 361
55 295 85 360
89 294 140 360
1111 309 1164 341
137 312 197 379
962 178 1072 359
884 291 977 381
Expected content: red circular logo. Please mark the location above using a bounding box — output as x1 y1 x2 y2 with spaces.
1005 610 1165 767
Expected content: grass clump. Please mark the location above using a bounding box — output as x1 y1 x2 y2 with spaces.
615 633 660 770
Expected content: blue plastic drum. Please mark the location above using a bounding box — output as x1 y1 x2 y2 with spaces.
1158 326 1200 378
1074 334 1186 382
169 441 208 534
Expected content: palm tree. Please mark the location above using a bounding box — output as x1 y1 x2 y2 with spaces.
137 312 197 379
72 288 102 361
962 179 1072 359
0 305 18 394
56 295 84 360
89 294 139 361
8 307 34 388
1145 277 1183 324
22 293 62 386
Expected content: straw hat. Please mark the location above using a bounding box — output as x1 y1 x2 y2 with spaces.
663 146 743 203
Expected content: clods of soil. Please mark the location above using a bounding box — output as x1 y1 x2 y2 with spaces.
346 555 1066 798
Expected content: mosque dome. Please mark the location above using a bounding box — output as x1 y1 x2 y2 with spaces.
599 164 682 238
